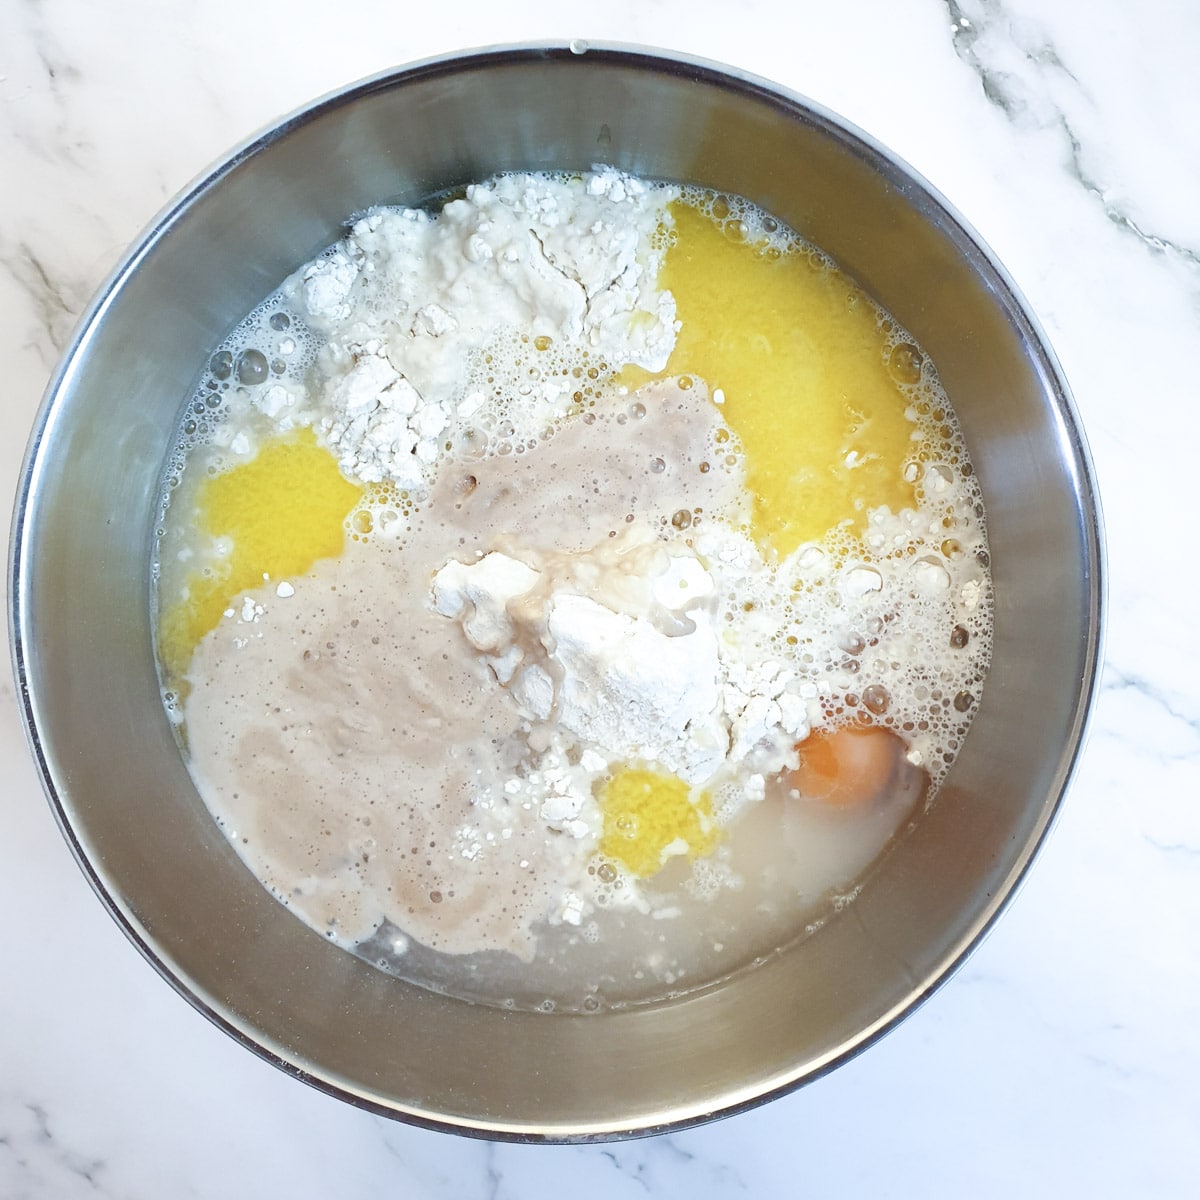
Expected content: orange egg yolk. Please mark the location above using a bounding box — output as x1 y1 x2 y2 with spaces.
789 726 904 809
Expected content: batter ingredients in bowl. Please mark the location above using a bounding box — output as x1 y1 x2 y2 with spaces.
154 169 993 1012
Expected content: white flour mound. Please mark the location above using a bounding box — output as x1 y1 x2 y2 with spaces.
287 168 680 490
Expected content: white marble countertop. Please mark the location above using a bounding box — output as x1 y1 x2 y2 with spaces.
3 1 1198 1195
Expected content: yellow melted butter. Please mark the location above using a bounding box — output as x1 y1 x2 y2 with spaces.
158 428 362 681
630 201 918 557
599 767 718 878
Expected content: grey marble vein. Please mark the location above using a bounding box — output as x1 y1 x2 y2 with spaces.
0 1095 110 1198
600 1148 652 1193
0 241 80 359
25 0 82 99
599 1134 749 1193
1101 665 1200 745
941 0 1200 271
658 1133 748 1188
1143 833 1200 857
482 1141 502 1200
369 1118 517 1198
3 0 91 173
34 37 82 91
1059 125 1200 271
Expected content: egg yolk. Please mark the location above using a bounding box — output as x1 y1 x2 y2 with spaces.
158 428 363 681
631 201 917 557
598 766 719 878
789 726 903 809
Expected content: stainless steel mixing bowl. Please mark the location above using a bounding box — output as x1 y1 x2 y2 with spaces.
9 44 1103 1140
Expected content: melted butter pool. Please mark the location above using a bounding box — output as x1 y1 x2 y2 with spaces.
157 427 362 682
639 199 919 556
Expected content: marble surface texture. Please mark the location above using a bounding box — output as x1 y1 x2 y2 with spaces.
3 0 1197 1196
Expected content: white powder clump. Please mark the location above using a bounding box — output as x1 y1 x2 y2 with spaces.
284 168 680 494
547 593 726 785
297 250 359 323
431 552 542 657
432 546 728 783
430 538 826 789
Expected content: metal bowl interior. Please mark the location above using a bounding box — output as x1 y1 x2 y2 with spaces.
10 44 1102 1140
